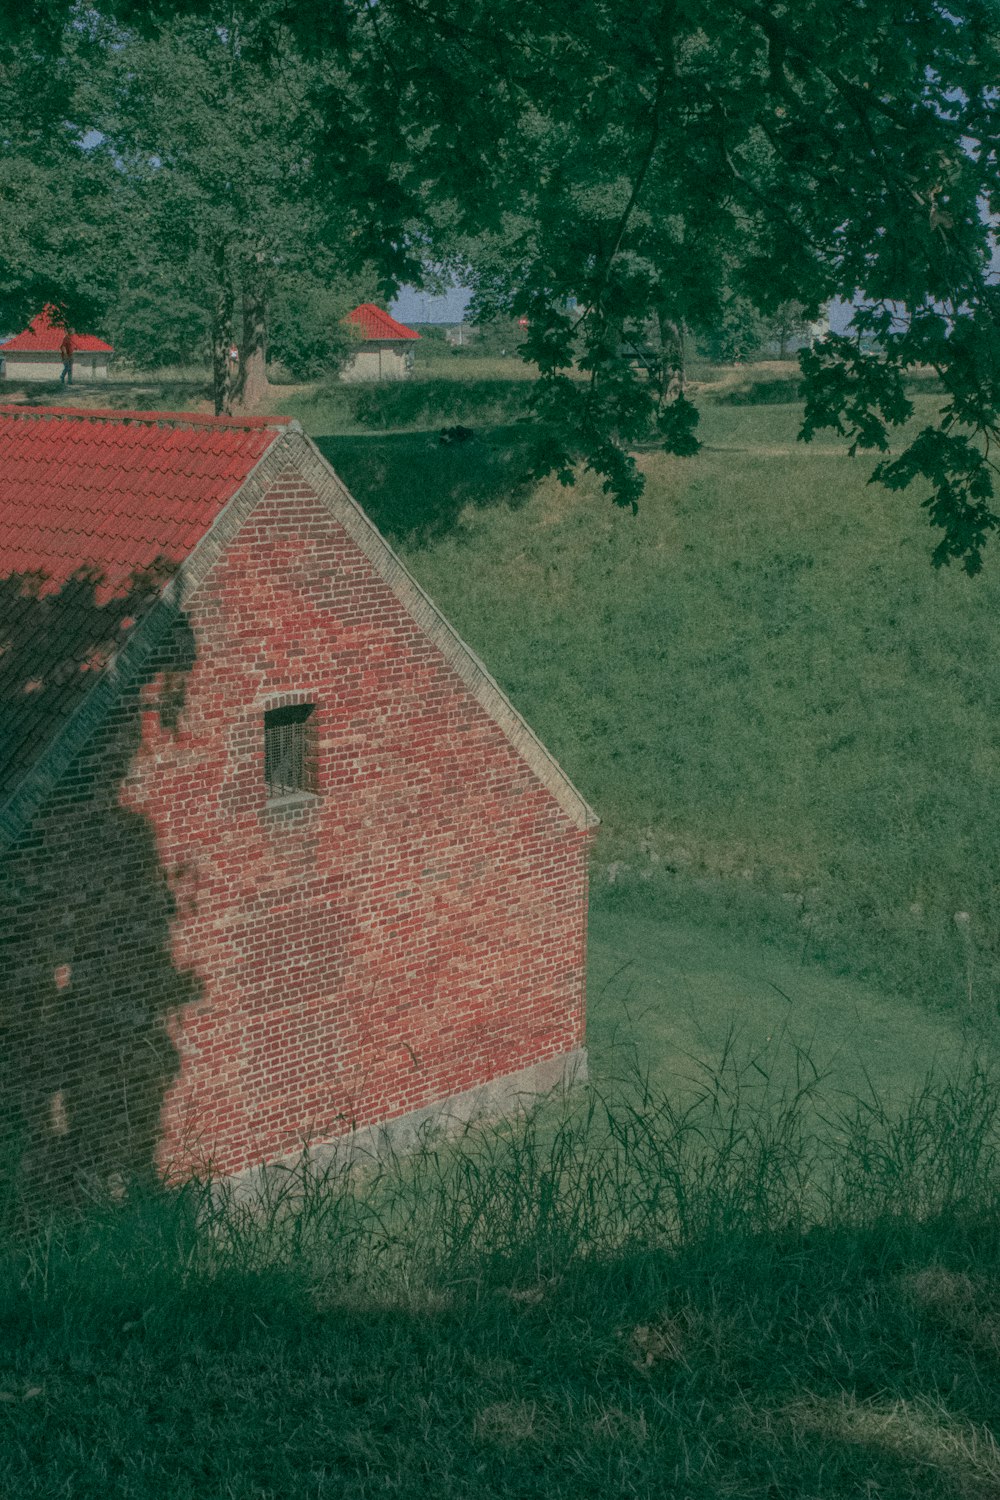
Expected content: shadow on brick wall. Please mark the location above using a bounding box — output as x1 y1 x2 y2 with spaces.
0 566 201 1217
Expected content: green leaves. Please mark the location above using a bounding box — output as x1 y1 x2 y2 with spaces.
348 0 1000 562
799 335 913 456
657 394 701 459
799 310 1000 575
875 429 999 577
5 0 1000 565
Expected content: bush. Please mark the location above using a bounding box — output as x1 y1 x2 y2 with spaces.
268 284 357 381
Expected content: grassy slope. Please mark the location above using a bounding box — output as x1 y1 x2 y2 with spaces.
298 390 1000 1025
5 1076 1000 1499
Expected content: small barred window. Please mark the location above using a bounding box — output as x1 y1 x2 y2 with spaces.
264 703 316 799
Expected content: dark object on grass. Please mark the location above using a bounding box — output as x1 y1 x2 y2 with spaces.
439 425 475 446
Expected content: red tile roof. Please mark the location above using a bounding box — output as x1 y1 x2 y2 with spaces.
2 308 114 355
0 405 288 593
345 304 420 341
0 405 290 800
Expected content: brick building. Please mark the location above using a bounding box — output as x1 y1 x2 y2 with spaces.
0 405 597 1199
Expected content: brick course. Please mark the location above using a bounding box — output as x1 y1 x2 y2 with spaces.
2 440 594 1194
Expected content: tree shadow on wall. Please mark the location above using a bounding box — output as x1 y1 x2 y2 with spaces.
0 565 201 1219
315 424 537 546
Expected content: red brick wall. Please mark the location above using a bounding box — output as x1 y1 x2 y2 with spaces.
2 467 591 1191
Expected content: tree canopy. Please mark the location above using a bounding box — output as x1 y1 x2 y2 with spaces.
2 1 998 567
1 7 377 410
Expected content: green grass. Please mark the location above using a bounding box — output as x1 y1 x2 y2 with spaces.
312 425 535 542
276 370 1000 1017
4 1055 1000 1498
356 429 1000 1022
587 906 973 1106
288 372 536 437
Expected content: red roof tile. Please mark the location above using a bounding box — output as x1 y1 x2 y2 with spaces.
0 405 289 800
2 308 114 355
345 304 420 341
0 405 288 592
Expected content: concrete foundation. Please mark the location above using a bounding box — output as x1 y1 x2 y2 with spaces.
221 1047 589 1200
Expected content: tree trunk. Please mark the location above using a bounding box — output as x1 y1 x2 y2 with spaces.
211 256 235 417
658 313 685 398
650 311 686 418
235 251 270 412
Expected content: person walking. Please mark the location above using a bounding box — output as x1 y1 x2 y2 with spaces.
59 329 74 385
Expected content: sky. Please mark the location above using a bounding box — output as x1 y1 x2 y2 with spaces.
391 285 472 325
392 283 855 333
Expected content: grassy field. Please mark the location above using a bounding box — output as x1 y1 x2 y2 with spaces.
273 375 1000 1030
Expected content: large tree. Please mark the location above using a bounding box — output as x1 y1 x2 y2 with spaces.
3 1 999 567
78 12 372 412
1 8 376 411
308 0 1000 568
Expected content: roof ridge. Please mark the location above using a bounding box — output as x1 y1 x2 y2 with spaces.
0 404 297 431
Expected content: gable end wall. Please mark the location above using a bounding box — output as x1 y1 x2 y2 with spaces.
2 454 592 1189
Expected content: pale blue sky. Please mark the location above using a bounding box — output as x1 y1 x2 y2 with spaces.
391 286 472 324
392 285 855 332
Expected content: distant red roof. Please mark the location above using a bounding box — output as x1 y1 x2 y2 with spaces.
345 304 420 342
0 405 292 799
2 308 114 355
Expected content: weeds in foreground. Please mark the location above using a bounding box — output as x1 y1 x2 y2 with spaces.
2 1047 1000 1497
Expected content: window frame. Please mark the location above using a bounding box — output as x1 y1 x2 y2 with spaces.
262 700 318 803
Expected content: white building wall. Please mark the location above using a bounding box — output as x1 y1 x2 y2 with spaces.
339 346 412 383
0 351 111 383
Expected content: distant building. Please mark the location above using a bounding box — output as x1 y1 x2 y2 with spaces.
341 304 419 382
0 308 113 383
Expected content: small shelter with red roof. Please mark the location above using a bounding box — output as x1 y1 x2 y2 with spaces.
0 403 595 1199
0 308 114 384
341 303 419 382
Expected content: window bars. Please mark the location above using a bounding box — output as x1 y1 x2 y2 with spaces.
264 703 316 799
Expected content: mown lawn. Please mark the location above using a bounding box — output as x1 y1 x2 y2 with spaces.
587 905 970 1106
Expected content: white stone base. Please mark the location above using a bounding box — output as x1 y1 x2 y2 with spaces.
222 1048 588 1200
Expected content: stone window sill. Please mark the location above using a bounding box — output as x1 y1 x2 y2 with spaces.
262 791 321 815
